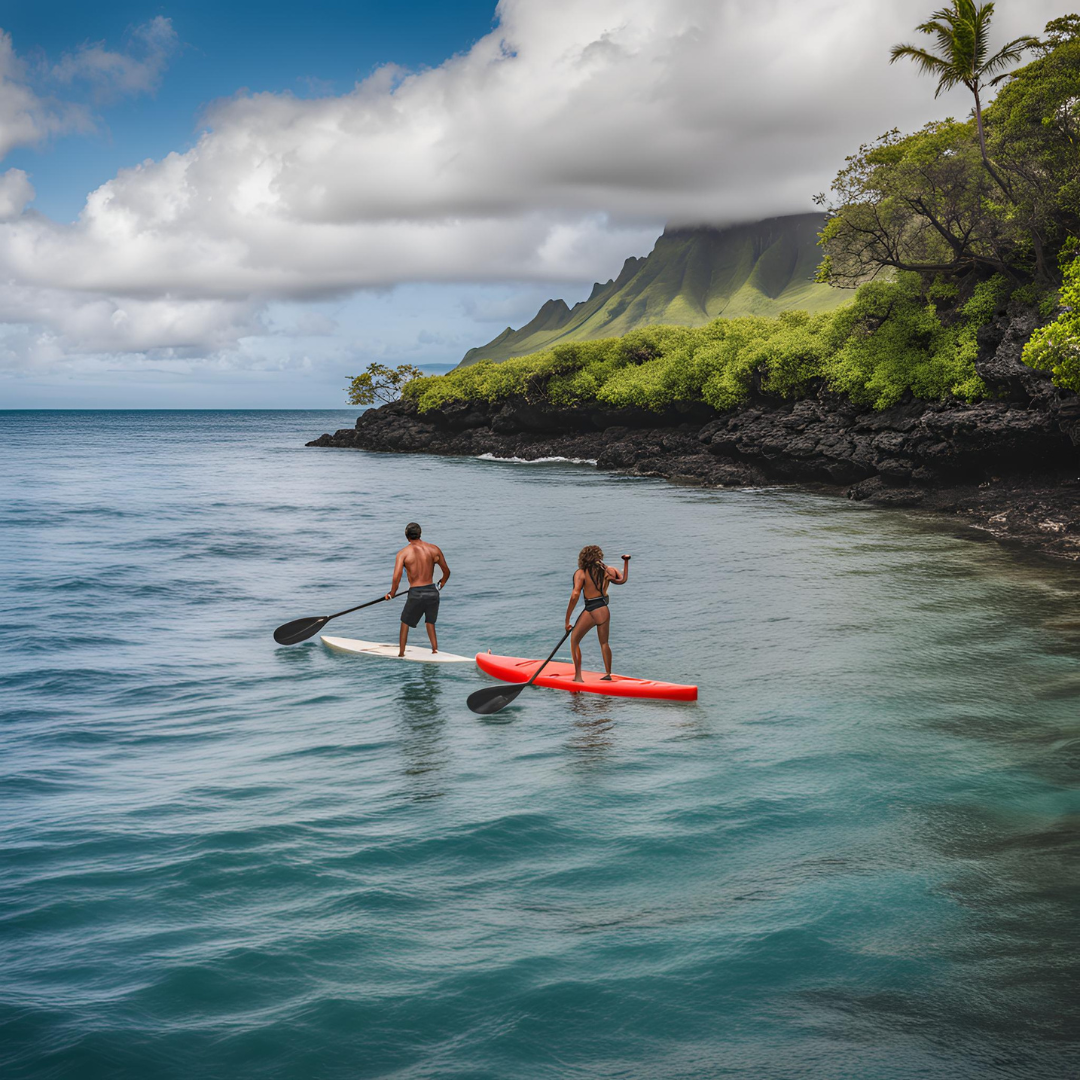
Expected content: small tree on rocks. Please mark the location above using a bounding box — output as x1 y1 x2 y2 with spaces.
345 363 424 406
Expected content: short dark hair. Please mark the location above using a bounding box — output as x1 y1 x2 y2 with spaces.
405 522 422 540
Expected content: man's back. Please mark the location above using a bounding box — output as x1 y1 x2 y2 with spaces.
401 540 443 587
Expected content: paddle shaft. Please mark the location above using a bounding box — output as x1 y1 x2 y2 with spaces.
327 594 393 621
273 593 402 644
522 622 577 687
466 615 588 714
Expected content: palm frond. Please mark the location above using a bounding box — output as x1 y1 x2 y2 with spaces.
895 1 1036 94
915 18 964 62
971 3 998 69
921 5 962 28
890 44 951 73
915 16 953 35
890 44 965 97
982 35 1039 78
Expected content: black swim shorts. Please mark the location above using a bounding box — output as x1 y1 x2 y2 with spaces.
401 585 440 627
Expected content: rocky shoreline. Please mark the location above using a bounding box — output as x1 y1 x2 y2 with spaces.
309 309 1080 562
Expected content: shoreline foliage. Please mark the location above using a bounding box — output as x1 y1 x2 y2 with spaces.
404 273 1006 414
1022 241 1080 390
393 11 1079 413
819 13 1079 289
346 363 424 406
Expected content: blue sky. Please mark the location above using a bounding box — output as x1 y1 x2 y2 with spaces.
1 0 617 407
0 0 1061 408
2 0 499 222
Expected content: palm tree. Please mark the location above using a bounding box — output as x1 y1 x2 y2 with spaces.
890 1 1037 193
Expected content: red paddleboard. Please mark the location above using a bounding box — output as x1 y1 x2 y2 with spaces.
475 652 697 702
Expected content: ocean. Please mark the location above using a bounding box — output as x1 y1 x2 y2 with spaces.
1 410 1078 1079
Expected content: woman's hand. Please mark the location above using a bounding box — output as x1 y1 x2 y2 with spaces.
565 620 573 633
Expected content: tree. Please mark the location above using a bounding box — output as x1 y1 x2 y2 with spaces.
890 1 1037 195
1023 241 1080 390
820 17 1079 287
986 19 1080 275
345 362 424 406
1037 14 1080 53
816 121 1011 287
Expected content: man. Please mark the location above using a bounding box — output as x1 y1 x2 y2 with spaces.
386 522 451 656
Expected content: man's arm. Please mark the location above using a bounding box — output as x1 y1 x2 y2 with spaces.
435 547 451 590
386 549 406 600
609 554 631 584
565 570 583 631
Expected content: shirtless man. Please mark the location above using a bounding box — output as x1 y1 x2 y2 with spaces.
565 545 630 682
386 523 451 656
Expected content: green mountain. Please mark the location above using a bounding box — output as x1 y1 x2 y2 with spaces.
459 214 848 366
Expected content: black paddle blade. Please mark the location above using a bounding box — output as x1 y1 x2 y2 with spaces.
273 616 329 645
467 683 526 715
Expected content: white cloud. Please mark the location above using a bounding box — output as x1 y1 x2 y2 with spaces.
50 17 179 102
0 19 177 161
0 168 33 219
0 31 91 158
0 282 262 354
0 0 1065 371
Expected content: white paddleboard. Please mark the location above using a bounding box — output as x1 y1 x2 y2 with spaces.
321 636 474 664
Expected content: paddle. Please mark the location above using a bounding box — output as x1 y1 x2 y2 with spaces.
467 622 577 715
273 594 394 645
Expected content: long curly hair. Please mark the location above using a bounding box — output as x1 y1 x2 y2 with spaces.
578 545 606 593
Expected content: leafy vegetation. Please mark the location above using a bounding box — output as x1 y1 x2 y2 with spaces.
346 363 424 406
815 119 1008 284
459 215 846 366
989 18 1080 279
820 12 1079 287
1023 242 1080 390
816 8 1080 394
387 8 1079 412
889 0 1037 196
405 273 1003 414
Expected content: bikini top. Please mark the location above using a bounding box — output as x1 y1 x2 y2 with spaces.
575 568 608 601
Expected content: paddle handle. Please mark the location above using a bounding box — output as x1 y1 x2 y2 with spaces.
523 623 576 688
327 594 394 621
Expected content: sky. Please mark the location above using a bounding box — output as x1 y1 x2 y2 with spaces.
0 0 1066 408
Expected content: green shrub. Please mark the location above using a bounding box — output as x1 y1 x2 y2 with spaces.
346 362 424 405
1023 247 1080 390
821 274 997 408
405 273 1005 416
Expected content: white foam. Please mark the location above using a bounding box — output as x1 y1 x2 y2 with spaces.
476 453 598 466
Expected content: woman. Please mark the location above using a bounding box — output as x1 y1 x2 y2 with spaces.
565 546 631 682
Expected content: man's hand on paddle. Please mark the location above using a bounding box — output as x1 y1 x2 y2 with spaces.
386 549 407 602
435 546 450 591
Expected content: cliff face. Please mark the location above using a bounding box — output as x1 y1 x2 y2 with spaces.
310 309 1080 561
459 214 848 366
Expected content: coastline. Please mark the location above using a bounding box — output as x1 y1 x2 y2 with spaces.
309 311 1080 562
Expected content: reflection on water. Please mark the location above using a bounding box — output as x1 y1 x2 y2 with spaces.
395 667 448 800
566 695 617 766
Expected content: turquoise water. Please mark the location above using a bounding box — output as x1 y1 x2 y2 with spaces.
1 410 1078 1079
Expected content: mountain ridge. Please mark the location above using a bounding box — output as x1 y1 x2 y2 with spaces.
460 214 847 366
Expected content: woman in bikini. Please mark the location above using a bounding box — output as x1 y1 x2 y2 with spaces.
565 546 631 682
